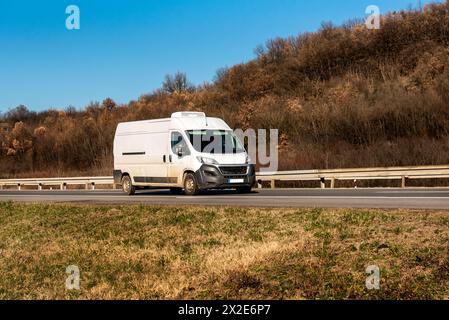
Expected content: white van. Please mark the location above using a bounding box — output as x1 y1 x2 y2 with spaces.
113 112 255 195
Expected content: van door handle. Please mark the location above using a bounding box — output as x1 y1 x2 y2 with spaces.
169 155 172 163
163 155 166 163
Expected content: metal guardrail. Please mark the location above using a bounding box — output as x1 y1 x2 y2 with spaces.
257 165 449 189
1 165 449 190
0 176 114 190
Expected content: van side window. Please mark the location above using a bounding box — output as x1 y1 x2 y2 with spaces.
171 132 189 155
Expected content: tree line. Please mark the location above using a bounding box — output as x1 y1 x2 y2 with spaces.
2 1 449 178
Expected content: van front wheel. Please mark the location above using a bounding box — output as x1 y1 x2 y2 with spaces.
184 173 199 196
122 175 136 196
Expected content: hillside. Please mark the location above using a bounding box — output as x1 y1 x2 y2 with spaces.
1 1 449 178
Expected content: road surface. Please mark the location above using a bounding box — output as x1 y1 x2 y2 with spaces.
1 188 449 209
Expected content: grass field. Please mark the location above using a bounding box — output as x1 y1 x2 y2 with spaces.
0 201 448 300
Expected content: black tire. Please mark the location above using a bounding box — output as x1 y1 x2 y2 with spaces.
169 188 183 195
183 173 199 196
121 175 136 196
236 186 252 194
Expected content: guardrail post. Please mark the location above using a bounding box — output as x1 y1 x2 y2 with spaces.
85 183 90 190
330 178 336 189
112 183 117 190
270 180 276 189
18 183 21 191
257 180 262 189
320 178 326 189
91 182 95 190
38 183 42 191
401 176 406 189
0 184 3 190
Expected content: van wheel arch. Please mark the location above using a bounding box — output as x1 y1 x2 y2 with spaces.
183 170 195 178
120 172 132 184
121 172 131 180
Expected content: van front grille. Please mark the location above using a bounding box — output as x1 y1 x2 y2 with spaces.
219 166 248 175
225 175 247 180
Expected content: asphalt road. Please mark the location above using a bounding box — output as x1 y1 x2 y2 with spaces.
1 188 449 209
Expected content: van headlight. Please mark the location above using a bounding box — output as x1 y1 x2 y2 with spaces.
197 156 219 165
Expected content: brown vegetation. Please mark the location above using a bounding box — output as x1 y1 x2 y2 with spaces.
2 2 449 177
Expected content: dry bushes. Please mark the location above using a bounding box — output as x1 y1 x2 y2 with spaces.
2 2 449 177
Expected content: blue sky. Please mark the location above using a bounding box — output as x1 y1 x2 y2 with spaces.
0 0 439 112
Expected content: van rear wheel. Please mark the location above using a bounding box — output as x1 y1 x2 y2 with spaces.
184 173 199 196
122 175 136 196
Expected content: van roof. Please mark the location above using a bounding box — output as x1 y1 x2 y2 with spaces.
116 112 231 135
171 111 206 118
171 116 230 131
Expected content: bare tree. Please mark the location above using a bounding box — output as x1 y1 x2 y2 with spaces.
102 98 117 112
162 72 195 94
4 105 36 123
214 67 229 83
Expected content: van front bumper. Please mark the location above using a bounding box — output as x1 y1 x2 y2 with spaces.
194 164 256 189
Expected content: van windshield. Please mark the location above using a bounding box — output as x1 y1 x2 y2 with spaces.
186 130 245 154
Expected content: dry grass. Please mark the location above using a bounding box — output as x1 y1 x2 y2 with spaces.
0 202 448 300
